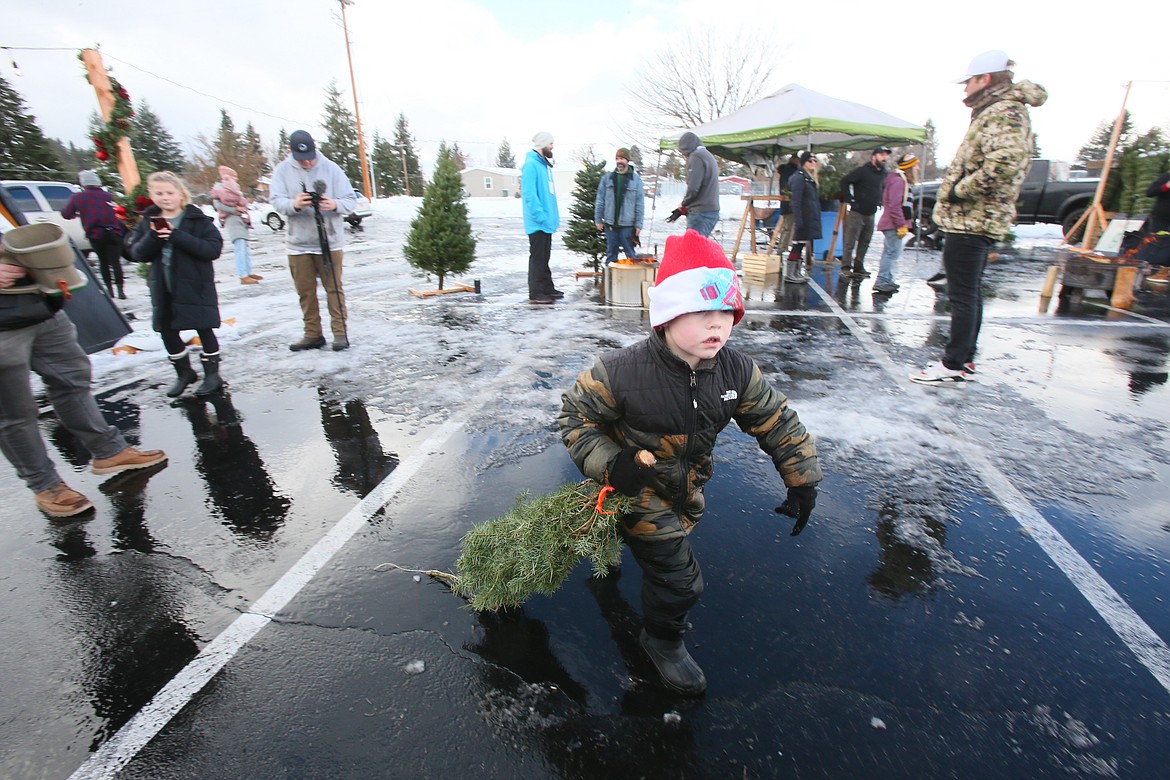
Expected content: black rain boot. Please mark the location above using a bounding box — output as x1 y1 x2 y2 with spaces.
639 628 707 695
166 353 198 398
117 285 126 300
194 354 224 397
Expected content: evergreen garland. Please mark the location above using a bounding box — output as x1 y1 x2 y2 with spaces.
402 142 476 289
79 52 134 166
562 159 608 272
450 481 631 611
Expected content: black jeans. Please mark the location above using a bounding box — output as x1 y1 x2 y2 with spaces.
623 532 704 641
90 231 124 295
941 232 994 369
527 231 555 298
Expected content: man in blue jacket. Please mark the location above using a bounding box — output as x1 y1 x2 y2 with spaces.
521 131 561 305
594 148 645 265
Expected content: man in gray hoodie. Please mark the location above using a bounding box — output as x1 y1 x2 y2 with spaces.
270 130 357 352
672 132 720 237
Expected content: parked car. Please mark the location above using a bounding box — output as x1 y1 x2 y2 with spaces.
1 180 91 252
250 202 284 231
345 190 373 226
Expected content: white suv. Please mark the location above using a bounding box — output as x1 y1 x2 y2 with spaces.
345 190 373 226
1 180 92 252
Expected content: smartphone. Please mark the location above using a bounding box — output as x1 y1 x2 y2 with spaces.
150 216 169 230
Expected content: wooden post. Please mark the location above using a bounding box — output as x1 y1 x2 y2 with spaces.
1110 265 1137 310
825 202 847 263
79 49 139 193
1080 81 1131 250
730 197 751 263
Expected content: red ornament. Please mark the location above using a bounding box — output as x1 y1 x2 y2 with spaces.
96 150 109 161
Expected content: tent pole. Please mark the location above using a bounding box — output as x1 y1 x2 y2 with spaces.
645 146 664 254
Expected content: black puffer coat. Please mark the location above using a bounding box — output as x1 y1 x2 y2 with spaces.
790 169 822 241
130 204 223 332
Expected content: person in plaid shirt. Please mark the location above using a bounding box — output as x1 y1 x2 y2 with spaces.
61 171 126 299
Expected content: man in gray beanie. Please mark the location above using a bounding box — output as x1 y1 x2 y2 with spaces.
61 170 126 299
521 131 561 304
669 131 720 237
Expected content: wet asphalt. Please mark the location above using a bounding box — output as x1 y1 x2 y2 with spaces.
2 212 1168 779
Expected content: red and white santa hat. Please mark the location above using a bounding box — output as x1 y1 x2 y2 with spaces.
648 229 744 328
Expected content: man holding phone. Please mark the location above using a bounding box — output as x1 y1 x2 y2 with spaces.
269 130 357 352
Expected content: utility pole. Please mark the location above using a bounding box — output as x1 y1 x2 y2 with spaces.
79 48 140 192
339 0 372 200
401 147 410 197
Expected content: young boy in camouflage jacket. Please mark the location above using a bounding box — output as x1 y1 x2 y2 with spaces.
558 229 822 695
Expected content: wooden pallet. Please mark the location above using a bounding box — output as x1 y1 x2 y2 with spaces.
408 282 478 299
742 253 781 276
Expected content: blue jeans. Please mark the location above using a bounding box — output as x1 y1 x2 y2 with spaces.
686 211 720 238
941 232 994 369
233 237 252 277
0 311 126 492
876 229 903 287
604 226 638 264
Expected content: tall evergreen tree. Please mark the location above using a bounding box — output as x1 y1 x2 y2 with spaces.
131 101 186 174
0 73 65 179
215 109 241 164
562 156 608 272
371 131 402 196
921 118 943 179
319 80 363 187
628 145 645 170
403 141 476 290
1076 112 1134 170
449 142 469 171
48 139 89 182
495 138 516 168
393 113 425 196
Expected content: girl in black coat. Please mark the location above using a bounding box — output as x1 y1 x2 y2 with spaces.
130 171 225 397
785 151 821 283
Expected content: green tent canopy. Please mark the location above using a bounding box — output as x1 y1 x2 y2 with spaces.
660 83 925 167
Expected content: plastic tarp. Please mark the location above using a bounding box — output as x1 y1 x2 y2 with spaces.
659 83 925 167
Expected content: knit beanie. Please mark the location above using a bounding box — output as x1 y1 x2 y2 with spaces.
218 165 238 179
897 153 919 171
648 229 744 328
615 147 631 160
678 132 700 156
532 131 554 149
79 170 101 187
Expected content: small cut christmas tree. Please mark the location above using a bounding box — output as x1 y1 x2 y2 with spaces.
562 157 607 274
403 141 476 290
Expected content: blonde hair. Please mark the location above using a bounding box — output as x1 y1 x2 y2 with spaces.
146 171 192 207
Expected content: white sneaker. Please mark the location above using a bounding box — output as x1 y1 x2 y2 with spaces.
909 361 966 385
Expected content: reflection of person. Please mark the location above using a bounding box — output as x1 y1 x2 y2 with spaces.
0 264 167 517
129 171 226 398
559 230 821 695
838 146 891 278
211 165 260 285
521 131 561 305
594 148 645 265
911 50 1046 385
179 393 291 539
61 170 126 299
1145 172 1170 233
317 388 398 496
674 132 720 237
873 153 920 295
270 130 356 351
785 151 821 284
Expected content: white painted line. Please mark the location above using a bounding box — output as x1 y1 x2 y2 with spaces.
808 275 1170 697
67 416 474 780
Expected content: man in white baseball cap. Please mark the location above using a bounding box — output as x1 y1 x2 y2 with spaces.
911 51 1047 386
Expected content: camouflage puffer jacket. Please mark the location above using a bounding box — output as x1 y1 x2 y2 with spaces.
933 80 1048 240
558 331 821 541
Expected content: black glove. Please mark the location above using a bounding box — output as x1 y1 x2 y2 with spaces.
608 447 656 497
775 485 817 536
665 209 683 224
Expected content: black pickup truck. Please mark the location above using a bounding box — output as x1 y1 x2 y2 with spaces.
911 159 1098 240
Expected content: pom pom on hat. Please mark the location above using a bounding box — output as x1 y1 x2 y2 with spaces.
532 131 554 149
218 165 238 179
897 153 919 170
648 230 744 328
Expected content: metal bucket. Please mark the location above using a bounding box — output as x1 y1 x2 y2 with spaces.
605 263 657 308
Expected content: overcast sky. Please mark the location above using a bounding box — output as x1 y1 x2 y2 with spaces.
4 0 1167 174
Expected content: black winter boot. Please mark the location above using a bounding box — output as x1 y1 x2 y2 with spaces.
166 353 198 398
639 628 707 695
194 354 224 397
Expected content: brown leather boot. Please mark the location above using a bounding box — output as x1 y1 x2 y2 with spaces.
34 482 94 518
91 447 168 476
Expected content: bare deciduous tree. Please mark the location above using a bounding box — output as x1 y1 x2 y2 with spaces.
627 28 782 133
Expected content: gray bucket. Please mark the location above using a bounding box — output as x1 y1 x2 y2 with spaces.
1 223 86 296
